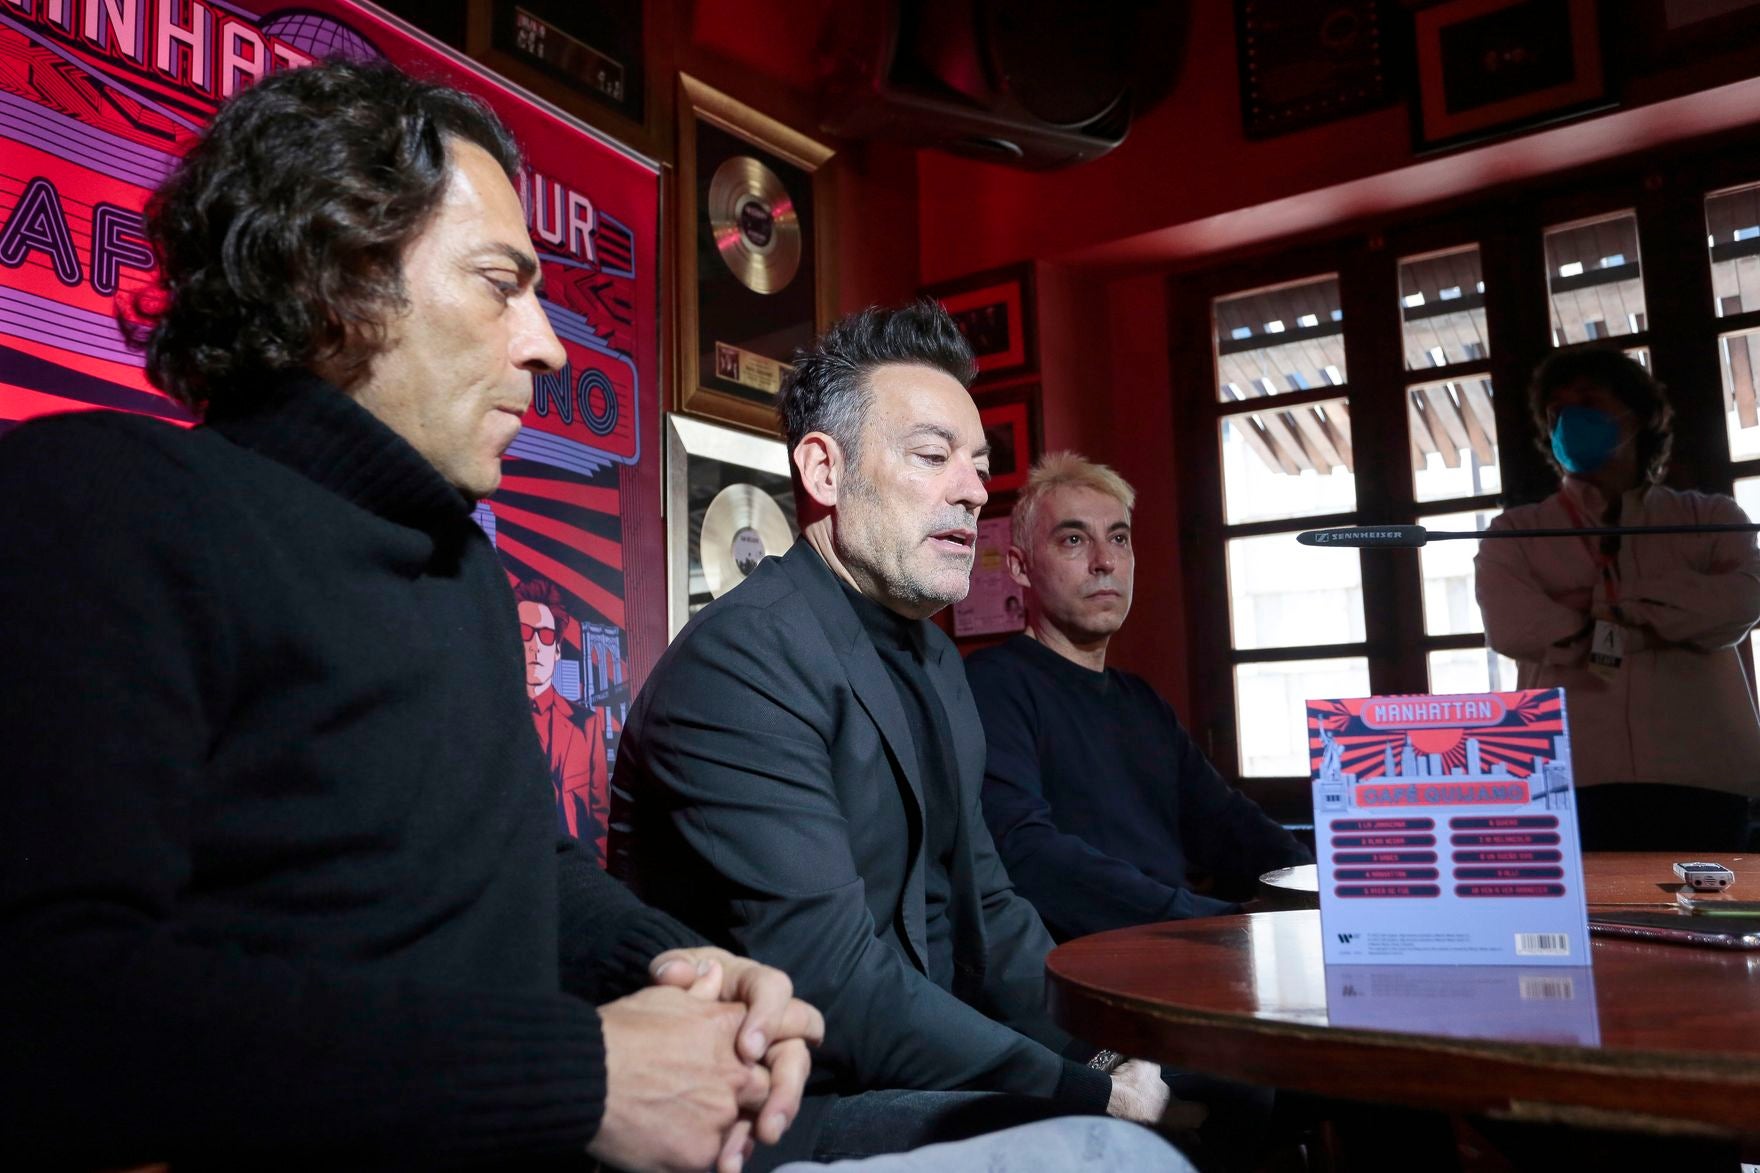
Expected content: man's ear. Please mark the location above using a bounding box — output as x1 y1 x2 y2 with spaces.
794 432 843 510
1006 544 1031 589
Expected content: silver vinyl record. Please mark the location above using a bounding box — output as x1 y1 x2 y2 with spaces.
707 155 802 294
700 482 792 597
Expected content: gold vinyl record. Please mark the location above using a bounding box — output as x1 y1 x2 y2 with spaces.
700 483 792 597
708 155 802 295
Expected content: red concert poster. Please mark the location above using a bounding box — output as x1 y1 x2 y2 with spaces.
0 0 662 864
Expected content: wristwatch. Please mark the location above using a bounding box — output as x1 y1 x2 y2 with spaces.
1087 1048 1124 1073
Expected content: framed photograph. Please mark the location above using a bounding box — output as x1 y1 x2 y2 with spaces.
976 382 1042 497
677 75 836 434
1411 0 1612 154
665 414 798 636
952 515 1028 638
1235 0 1398 139
465 0 658 156
922 263 1038 384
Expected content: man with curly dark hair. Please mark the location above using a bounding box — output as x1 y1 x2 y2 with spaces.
0 60 830 1172
0 57 1189 1173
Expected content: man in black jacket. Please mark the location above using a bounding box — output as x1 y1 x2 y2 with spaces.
611 303 1175 1159
0 60 823 1173
966 452 1311 942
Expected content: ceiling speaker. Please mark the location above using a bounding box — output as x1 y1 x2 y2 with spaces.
819 0 1189 171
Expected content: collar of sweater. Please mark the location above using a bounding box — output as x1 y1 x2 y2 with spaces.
1012 631 1111 693
203 370 474 535
836 575 930 659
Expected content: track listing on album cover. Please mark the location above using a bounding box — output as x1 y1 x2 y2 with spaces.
1307 689 1590 967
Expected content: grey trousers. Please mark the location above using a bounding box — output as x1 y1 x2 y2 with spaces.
774 1116 1195 1172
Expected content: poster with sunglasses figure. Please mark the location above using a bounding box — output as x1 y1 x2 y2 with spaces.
515 576 610 860
0 0 662 868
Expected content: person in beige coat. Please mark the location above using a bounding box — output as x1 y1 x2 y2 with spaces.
1476 349 1760 850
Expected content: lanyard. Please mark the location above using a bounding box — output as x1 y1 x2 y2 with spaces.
1558 491 1621 607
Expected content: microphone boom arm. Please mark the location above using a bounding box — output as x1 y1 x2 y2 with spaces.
1296 522 1760 548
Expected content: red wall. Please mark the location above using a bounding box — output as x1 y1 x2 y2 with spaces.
1044 268 1189 716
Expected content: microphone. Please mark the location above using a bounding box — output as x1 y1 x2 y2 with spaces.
1297 525 1427 548
1296 522 1760 548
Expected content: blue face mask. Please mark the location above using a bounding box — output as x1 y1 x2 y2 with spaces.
1550 405 1626 474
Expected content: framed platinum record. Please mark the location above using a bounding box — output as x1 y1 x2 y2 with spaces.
665 413 798 637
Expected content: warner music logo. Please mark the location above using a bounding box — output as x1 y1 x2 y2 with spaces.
1336 933 1357 944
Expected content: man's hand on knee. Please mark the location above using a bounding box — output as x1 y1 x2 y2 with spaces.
1107 1059 1172 1125
1107 1059 1210 1135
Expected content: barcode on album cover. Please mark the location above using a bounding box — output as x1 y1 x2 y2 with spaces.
1519 976 1576 999
1514 932 1570 956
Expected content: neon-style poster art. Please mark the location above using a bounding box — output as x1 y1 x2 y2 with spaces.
1309 689 1569 783
1307 689 1591 967
0 0 663 866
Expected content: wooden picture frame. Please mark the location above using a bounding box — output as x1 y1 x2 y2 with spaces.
922 263 1038 384
1411 0 1612 154
1235 0 1398 140
676 74 836 435
976 382 1042 496
464 0 661 158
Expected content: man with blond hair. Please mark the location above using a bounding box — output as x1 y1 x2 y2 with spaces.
966 452 1309 943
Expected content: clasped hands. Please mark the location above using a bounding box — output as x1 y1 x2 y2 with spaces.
591 945 824 1173
590 945 1194 1169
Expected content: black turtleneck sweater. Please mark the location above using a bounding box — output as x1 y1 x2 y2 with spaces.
0 375 698 1168
839 583 959 988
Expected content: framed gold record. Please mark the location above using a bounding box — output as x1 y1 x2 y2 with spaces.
675 74 835 434
665 413 799 636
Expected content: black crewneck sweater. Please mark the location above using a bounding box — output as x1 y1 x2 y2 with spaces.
967 635 1310 941
0 374 697 1168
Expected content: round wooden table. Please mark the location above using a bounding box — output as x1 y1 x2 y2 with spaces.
1049 853 1759 1137
1255 851 1716 912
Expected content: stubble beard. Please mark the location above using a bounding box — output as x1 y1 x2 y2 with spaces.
838 473 972 615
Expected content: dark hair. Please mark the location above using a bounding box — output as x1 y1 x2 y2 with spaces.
776 299 978 467
515 577 569 630
1527 348 1674 482
130 60 521 414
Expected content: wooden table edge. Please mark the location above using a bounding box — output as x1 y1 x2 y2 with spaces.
1048 974 1760 1138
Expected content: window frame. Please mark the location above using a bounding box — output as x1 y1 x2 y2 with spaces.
1171 144 1758 825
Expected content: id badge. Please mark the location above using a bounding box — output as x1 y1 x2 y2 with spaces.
1588 620 1625 681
